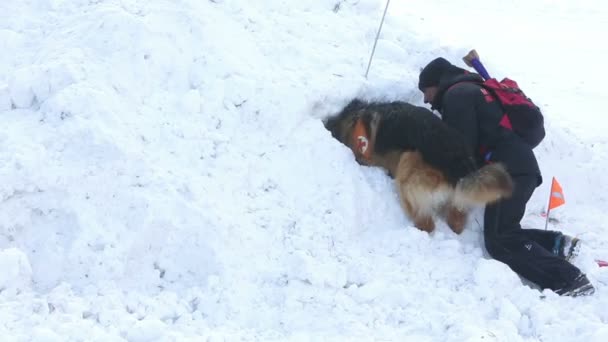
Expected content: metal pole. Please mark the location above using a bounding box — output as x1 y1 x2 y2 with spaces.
544 178 554 230
365 0 391 79
544 206 551 230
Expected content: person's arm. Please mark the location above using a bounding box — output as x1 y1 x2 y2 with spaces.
440 84 480 152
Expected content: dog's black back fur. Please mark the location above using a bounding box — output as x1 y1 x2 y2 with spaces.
332 99 478 185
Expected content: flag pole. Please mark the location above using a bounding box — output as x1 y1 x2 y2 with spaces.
544 177 555 230
365 0 391 79
544 203 551 230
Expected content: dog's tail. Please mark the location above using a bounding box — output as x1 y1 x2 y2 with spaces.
453 163 513 208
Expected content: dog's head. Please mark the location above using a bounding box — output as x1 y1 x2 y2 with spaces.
324 99 379 164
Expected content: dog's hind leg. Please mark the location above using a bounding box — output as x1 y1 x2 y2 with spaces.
442 204 467 234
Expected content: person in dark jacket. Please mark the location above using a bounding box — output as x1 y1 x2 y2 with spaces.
418 57 594 296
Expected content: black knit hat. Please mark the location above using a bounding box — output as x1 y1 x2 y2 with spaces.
418 57 453 90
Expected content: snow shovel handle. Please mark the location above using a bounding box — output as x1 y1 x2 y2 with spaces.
463 49 491 80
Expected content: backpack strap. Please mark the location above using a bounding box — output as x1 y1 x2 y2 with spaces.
479 87 496 104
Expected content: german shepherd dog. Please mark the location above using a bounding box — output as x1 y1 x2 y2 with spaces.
324 99 513 234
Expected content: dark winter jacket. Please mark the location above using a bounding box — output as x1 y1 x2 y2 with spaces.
432 72 542 185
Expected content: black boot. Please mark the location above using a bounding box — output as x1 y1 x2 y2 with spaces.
554 274 595 297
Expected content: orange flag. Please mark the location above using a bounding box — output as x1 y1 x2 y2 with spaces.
548 177 565 210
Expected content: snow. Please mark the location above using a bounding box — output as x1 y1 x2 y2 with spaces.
1 0 607 340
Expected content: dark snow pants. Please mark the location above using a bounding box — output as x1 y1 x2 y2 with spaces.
483 174 583 291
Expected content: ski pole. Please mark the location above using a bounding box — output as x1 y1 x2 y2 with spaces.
365 0 391 79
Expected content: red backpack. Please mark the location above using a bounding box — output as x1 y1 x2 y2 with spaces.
479 78 545 148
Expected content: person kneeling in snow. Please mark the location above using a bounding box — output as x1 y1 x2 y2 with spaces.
417 57 594 297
